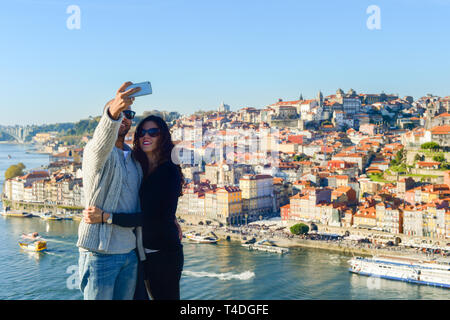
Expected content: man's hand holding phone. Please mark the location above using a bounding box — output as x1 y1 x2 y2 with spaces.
108 81 141 120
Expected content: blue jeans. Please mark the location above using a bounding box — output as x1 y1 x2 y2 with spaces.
78 250 138 300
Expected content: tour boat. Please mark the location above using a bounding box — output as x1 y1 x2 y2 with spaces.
19 240 47 252
348 255 450 289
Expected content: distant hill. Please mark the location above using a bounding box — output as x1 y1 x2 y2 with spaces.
4 110 181 142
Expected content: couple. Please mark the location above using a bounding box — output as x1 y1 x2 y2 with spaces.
77 82 184 300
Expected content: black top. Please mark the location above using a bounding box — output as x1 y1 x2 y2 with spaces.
112 160 182 251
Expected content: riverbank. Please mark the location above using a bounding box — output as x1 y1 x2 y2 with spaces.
1 198 83 215
177 216 442 258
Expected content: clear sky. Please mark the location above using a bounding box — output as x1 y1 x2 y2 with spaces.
0 0 449 125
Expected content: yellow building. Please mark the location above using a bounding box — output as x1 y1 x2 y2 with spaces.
423 204 438 238
239 174 274 221
240 176 257 199
216 186 243 225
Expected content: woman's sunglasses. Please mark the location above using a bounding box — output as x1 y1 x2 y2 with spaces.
123 110 136 120
138 128 160 138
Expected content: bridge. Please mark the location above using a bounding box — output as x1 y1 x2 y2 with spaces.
0 125 33 143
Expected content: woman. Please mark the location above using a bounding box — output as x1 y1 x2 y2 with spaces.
83 115 184 300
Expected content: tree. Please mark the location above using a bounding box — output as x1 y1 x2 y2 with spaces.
421 142 440 151
414 154 424 162
290 223 309 235
5 163 26 180
391 148 405 166
293 153 309 162
433 155 445 163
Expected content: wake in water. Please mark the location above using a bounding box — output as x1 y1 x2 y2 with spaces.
44 251 69 258
42 238 76 246
183 270 255 281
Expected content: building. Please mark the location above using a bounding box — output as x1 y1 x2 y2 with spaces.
430 125 450 148
239 174 275 221
216 186 243 225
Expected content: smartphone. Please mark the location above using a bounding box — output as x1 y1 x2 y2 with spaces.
126 81 152 98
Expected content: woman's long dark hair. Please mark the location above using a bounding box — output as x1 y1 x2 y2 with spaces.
132 115 184 196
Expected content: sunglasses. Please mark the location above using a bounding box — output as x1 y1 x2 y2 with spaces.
138 128 160 138
123 110 136 120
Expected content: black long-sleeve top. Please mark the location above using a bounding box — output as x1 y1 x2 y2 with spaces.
112 160 182 251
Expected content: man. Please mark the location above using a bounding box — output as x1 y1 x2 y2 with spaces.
77 81 146 300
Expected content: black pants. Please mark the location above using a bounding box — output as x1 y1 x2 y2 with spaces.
144 247 184 300
133 258 150 300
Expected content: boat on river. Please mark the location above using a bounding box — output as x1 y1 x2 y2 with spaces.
41 214 62 221
19 240 47 252
0 211 32 218
242 239 289 254
348 255 450 289
187 233 219 244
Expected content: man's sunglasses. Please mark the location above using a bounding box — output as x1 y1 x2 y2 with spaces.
123 110 136 120
138 128 160 138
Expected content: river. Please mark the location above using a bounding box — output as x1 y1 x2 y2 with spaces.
0 143 448 300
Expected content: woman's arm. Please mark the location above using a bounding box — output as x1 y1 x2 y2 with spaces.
83 206 143 227
112 212 143 227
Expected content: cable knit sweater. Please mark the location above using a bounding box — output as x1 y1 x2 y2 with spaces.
76 108 145 261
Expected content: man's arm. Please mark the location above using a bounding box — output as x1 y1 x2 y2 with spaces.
83 82 140 173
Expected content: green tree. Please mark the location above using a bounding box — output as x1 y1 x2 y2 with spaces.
421 142 440 151
414 154 424 162
290 223 309 235
293 153 309 162
391 148 405 166
441 162 450 170
5 163 26 180
433 155 445 163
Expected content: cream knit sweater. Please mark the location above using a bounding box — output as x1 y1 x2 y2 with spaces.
76 109 145 261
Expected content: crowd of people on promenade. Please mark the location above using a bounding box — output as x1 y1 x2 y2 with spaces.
181 219 450 257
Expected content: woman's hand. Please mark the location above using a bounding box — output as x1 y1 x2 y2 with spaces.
83 206 105 224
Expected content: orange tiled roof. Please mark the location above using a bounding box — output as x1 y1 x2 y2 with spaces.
431 125 450 135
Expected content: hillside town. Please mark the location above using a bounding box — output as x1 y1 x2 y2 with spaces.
3 88 450 244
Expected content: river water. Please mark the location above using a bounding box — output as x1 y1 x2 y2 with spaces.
0 143 448 300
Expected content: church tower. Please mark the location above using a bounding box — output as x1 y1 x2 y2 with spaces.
317 91 323 107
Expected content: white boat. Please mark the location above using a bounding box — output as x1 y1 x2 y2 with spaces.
348 255 450 289
187 233 219 244
242 239 289 254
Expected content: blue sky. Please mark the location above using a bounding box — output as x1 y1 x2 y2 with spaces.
0 0 449 125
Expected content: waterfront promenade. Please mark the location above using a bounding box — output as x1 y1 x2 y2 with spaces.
177 214 449 258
